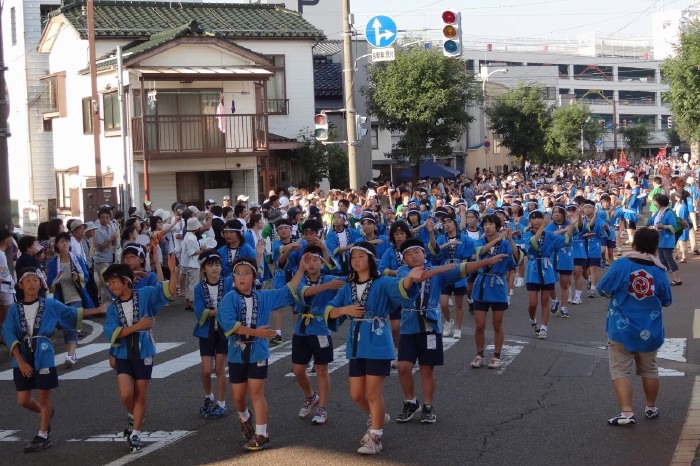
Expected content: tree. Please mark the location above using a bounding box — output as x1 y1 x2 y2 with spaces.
661 21 700 141
666 126 681 147
545 104 604 162
485 84 553 166
294 128 348 189
619 123 650 163
362 44 480 172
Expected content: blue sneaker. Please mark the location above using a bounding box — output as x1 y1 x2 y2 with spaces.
204 404 228 419
199 397 214 416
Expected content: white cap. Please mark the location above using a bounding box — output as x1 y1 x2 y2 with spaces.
153 208 171 222
237 194 250 202
186 217 202 231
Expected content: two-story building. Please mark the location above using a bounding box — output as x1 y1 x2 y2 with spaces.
36 0 324 217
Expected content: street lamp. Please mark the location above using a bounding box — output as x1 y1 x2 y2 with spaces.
482 68 508 172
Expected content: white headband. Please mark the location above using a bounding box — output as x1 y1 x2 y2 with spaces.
350 245 376 258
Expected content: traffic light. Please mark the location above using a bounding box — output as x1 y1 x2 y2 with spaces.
622 119 627 129
355 114 368 139
599 119 605 129
667 116 673 129
314 113 328 141
441 10 462 57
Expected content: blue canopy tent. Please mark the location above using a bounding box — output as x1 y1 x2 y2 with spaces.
396 160 462 181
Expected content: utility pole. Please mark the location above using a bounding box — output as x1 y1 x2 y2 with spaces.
342 0 359 190
0 5 11 229
613 98 618 160
87 0 102 187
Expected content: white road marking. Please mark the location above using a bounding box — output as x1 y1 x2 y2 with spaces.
151 350 200 379
66 430 195 466
79 319 104 345
0 430 20 441
483 341 527 374
267 340 293 365
694 309 700 339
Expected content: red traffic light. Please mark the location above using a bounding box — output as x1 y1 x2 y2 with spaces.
442 10 456 24
314 114 327 125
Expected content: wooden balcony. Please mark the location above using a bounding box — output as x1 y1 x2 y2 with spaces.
131 113 268 159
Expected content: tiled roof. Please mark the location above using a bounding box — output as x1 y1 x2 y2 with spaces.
85 21 270 73
312 40 342 56
53 0 325 40
314 61 342 97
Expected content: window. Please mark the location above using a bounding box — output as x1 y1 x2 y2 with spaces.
40 72 66 118
263 55 288 115
55 170 72 210
103 92 121 133
371 124 379 150
40 5 56 30
545 87 557 100
82 97 93 134
11 8 16 46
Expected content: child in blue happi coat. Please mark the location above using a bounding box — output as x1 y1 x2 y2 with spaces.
193 250 233 419
325 241 424 455
217 255 307 452
102 254 178 454
2 268 105 453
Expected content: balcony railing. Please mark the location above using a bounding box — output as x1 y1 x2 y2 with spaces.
131 113 268 157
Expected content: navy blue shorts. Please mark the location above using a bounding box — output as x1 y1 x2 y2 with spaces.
441 283 467 296
397 332 444 366
606 239 617 249
114 357 154 380
526 283 556 292
467 273 477 283
574 258 592 268
13 367 58 392
348 358 391 377
389 306 401 320
473 300 509 312
558 270 573 276
198 322 228 357
228 361 268 384
291 334 334 366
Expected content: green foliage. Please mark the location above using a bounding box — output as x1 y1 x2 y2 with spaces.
362 45 479 164
327 147 349 189
485 84 553 165
666 126 681 147
545 104 604 161
619 123 651 161
661 21 700 139
295 130 330 187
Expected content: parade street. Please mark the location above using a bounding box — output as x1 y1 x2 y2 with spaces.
2 257 699 466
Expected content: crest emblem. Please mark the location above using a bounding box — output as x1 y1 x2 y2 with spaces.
629 269 654 300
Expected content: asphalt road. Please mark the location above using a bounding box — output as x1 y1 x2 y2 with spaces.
2 248 700 465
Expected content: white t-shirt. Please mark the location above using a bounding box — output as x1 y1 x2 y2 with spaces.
23 301 40 336
207 284 219 310
244 296 254 326
120 300 135 326
355 282 368 301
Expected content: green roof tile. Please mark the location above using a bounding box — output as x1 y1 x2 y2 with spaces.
56 1 325 40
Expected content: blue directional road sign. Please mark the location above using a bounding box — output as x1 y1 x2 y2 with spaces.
365 15 398 48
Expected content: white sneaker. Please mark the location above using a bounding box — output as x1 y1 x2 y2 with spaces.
537 329 548 339
358 433 383 454
64 354 77 368
470 355 484 368
298 393 319 417
443 319 454 337
509 288 514 296
515 277 525 287
448 296 454 307
571 297 583 305
452 329 462 339
487 357 503 369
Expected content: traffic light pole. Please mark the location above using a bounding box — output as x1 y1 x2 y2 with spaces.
0 5 11 230
342 0 359 190
613 98 618 160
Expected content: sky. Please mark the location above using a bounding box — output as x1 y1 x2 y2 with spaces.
349 0 692 42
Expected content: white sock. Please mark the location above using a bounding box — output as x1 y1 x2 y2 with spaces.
238 409 250 422
275 330 282 336
590 285 597 292
131 430 141 438
255 424 267 437
575 290 582 299
540 324 548 332
217 401 226 408
405 398 417 404
206 393 214 401
38 431 48 439
530 318 537 325
369 429 383 437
